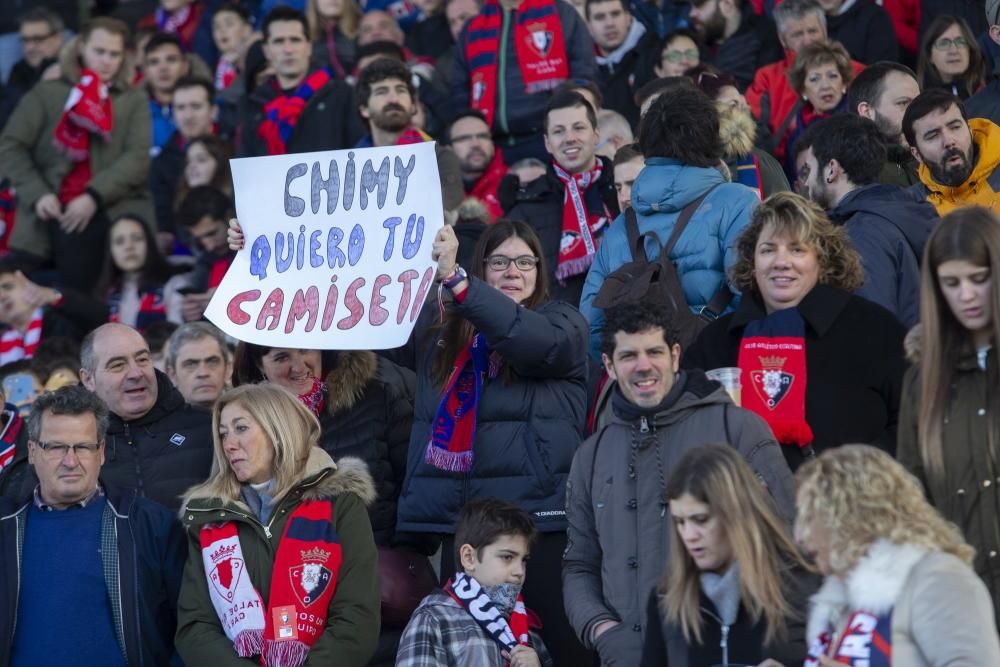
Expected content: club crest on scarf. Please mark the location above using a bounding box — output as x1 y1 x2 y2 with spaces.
209 541 245 603
526 24 554 57
749 355 795 409
289 547 334 608
472 73 487 105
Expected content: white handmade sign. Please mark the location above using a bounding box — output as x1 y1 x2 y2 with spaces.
205 142 443 349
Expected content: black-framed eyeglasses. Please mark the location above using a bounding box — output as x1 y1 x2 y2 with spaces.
21 32 55 45
484 255 539 271
34 441 103 458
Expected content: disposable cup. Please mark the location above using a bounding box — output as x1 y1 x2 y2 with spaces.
705 367 742 407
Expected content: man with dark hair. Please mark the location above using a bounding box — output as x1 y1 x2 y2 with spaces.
448 110 508 221
793 114 937 327
355 58 464 218
239 6 362 157
165 322 232 410
0 8 65 131
0 384 185 665
563 299 793 665
686 0 783 90
634 75 699 116
818 0 898 64
580 87 758 357
612 142 643 211
586 0 656 126
143 33 191 156
847 61 921 186
150 76 218 245
176 186 235 321
452 0 598 164
505 90 619 303
903 89 1000 214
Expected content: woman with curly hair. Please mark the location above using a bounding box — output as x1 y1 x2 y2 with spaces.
897 206 1000 623
683 192 906 471
796 445 1000 665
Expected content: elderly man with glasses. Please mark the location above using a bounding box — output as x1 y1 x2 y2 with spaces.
0 385 185 666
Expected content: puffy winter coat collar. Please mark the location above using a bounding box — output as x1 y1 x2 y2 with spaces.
610 369 733 429
324 351 378 416
632 158 728 214
728 284 851 338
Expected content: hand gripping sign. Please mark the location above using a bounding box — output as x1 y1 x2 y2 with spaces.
206 143 444 349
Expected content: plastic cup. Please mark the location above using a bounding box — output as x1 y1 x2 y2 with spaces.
705 367 742 407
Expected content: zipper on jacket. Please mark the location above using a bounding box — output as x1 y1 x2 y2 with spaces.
720 623 730 666
497 8 511 136
187 505 280 540
11 508 25 645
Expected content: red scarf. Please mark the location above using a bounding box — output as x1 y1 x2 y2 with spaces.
53 70 113 162
396 126 433 145
552 161 610 283
444 573 531 652
297 378 328 418
736 307 814 447
215 58 238 91
464 0 569 127
0 308 43 365
0 409 24 473
155 3 201 51
258 69 333 155
806 611 893 667
469 149 508 221
200 499 342 666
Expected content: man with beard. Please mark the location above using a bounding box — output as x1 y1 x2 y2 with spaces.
355 58 464 217
904 89 1000 215
686 0 783 90
447 110 508 221
848 62 922 186
586 0 656 126
793 114 937 327
238 6 362 157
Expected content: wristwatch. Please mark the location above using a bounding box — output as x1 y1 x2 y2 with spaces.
441 265 468 290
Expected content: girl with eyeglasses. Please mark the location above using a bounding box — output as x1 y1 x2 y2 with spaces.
917 15 986 100
655 29 702 78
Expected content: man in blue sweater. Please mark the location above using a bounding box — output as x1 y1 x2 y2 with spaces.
0 385 185 666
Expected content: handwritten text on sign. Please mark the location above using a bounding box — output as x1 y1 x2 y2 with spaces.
205 142 443 349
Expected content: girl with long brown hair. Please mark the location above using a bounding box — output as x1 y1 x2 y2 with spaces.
898 205 1000 624
642 444 815 666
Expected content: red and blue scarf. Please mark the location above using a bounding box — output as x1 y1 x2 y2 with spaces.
806 610 892 667
425 333 496 472
109 285 167 332
736 307 813 447
258 68 333 155
463 0 569 128
553 161 610 283
734 154 763 200
445 572 531 652
0 408 24 473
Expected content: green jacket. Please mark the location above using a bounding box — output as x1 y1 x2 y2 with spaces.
175 450 380 666
0 36 152 259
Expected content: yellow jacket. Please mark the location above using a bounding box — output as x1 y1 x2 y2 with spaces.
917 117 1000 215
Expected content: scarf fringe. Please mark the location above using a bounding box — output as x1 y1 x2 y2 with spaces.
524 79 564 94
424 446 473 473
264 639 310 667
67 110 111 140
772 421 815 448
234 629 264 657
554 254 595 282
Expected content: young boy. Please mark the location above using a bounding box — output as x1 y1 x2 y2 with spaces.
396 499 551 667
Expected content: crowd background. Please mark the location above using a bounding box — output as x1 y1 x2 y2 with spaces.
0 0 998 665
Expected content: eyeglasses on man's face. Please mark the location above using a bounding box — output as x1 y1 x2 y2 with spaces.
34 441 103 459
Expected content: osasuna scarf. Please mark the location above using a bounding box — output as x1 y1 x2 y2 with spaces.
444 572 531 652
215 58 238 92
0 308 43 365
425 333 494 472
258 69 333 155
200 499 342 666
0 408 24 473
297 378 328 418
553 161 609 282
109 285 167 331
805 610 892 667
736 307 814 447
53 70 113 161
464 0 569 127
734 154 763 200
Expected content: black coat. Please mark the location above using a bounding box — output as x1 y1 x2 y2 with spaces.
682 285 906 471
150 131 184 235
640 566 818 667
709 11 783 91
238 76 364 157
827 0 899 64
0 483 185 667
967 78 1000 126
318 351 414 547
102 370 215 510
595 28 659 129
878 143 921 187
504 157 620 305
406 14 454 60
395 276 589 534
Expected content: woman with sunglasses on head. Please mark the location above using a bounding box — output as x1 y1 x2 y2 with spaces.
898 206 1000 625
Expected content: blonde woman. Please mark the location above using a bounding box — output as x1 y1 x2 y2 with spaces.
175 384 379 666
898 206 1000 624
642 444 816 666
796 445 1000 666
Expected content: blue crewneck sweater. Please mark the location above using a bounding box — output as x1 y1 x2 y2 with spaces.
10 498 127 667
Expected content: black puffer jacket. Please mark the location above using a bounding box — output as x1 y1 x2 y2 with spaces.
102 370 214 510
396 276 589 534
318 351 414 547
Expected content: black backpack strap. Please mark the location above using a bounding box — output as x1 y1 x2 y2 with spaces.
624 207 645 261
662 184 720 258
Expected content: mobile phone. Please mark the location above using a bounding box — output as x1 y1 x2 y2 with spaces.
3 373 38 407
176 287 202 296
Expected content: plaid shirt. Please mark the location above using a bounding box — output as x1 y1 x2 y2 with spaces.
396 589 553 667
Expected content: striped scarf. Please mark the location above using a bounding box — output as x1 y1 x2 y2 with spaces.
109 285 167 332
0 408 23 473
258 69 333 155
552 161 610 282
0 308 43 365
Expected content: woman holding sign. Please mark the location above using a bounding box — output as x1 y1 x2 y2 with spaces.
175 383 380 665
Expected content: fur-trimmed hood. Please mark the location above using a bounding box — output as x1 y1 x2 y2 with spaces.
324 351 378 416
180 449 377 516
717 104 757 160
806 540 928 643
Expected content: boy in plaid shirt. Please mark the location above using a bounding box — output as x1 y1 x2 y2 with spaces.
395 498 552 667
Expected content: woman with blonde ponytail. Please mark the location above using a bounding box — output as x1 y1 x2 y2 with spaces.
897 205 1000 625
